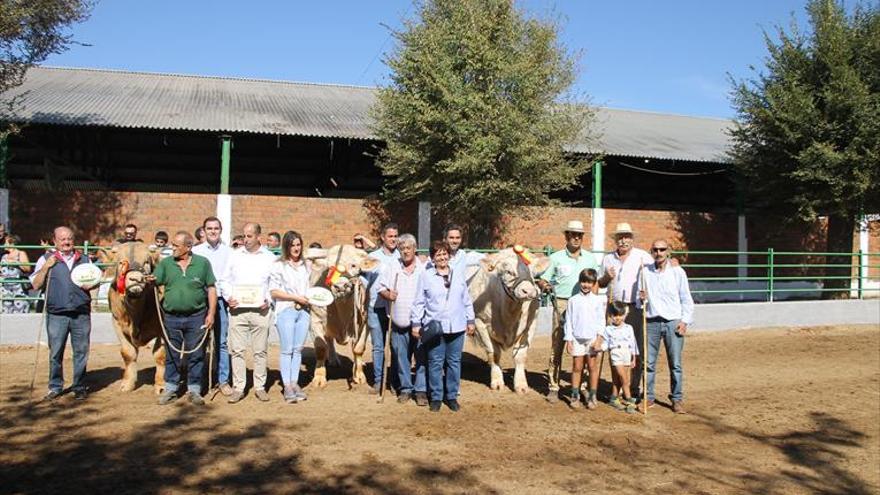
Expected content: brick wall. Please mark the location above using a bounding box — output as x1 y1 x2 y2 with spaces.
9 189 861 264
10 190 215 246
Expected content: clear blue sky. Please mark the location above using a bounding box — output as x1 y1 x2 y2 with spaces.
45 0 812 119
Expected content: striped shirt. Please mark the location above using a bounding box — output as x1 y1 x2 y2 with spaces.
376 258 425 328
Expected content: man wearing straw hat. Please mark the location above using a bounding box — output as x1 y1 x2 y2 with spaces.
599 222 653 399
537 220 599 401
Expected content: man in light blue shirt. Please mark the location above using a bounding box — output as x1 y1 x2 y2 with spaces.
363 223 401 394
536 220 598 399
639 238 694 414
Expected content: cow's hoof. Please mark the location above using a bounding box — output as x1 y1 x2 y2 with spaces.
311 371 328 388
119 381 136 392
353 372 367 385
514 385 528 395
490 380 503 391
153 384 165 395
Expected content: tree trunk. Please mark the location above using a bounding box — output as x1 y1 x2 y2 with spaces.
823 213 855 300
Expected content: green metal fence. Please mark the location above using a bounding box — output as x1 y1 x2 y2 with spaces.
2 244 878 310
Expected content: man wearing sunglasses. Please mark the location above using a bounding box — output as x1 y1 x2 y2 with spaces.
639 239 694 414
536 220 599 401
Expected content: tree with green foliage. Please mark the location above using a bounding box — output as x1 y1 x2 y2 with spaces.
1 0 92 131
730 0 879 297
372 0 594 245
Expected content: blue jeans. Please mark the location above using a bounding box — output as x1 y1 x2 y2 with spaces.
163 310 208 395
646 318 685 402
391 323 427 394
426 331 465 402
369 306 390 387
276 307 310 388
46 312 91 393
212 298 231 385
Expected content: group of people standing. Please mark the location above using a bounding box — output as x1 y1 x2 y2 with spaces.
30 215 693 415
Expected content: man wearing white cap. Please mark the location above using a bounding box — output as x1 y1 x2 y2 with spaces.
537 220 598 400
599 222 653 399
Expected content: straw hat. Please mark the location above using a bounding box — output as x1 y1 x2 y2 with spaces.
611 222 634 236
563 220 585 234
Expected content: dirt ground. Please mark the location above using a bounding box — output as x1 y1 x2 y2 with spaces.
1 324 878 495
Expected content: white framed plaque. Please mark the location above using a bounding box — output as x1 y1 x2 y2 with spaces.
234 284 263 308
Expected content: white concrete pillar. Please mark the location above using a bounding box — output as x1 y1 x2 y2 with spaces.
217 193 232 245
418 201 431 249
738 214 748 280
591 207 605 265
859 214 870 284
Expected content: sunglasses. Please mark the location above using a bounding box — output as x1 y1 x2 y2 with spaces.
441 273 451 289
651 247 668 253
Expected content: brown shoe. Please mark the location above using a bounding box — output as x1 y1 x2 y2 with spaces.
673 400 686 414
647 399 655 409
254 389 270 402
415 392 428 406
218 383 233 397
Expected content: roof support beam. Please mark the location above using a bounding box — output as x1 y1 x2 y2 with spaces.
220 135 231 194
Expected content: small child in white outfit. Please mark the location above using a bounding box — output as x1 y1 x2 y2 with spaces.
593 301 639 413
563 268 606 410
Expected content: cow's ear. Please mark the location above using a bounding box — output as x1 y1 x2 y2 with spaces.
480 254 497 272
530 254 551 275
359 256 381 272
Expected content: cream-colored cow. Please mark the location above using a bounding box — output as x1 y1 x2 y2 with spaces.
468 247 550 394
306 245 381 387
100 241 165 394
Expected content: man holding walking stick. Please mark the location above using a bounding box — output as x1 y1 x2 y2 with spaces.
639 239 694 414
377 234 426 404
599 223 654 400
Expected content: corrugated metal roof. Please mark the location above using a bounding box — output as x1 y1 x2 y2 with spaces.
2 66 733 163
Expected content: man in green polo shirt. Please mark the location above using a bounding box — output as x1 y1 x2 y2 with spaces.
151 231 217 406
537 220 599 401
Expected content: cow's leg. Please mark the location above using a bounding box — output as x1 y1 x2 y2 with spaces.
473 320 502 390
152 337 166 395
512 343 530 394
351 318 370 385
312 336 329 388
351 350 367 385
327 339 340 367
115 323 139 392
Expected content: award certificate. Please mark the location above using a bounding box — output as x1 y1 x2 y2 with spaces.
234 284 263 308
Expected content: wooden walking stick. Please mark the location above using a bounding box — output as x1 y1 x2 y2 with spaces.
640 266 648 415
377 273 399 403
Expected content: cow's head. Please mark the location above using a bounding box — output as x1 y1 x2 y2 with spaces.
100 241 159 299
480 247 550 301
307 244 380 298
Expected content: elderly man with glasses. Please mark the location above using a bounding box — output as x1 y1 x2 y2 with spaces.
536 220 599 401
639 239 694 414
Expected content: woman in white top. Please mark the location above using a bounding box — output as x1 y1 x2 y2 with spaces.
269 231 311 403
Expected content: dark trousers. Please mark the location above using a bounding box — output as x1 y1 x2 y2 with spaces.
163 309 208 395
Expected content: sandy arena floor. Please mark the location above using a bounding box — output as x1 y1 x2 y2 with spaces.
0 324 878 494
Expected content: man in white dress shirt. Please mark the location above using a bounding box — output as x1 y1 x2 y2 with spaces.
220 222 276 403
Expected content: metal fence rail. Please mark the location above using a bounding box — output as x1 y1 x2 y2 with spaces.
2 244 878 310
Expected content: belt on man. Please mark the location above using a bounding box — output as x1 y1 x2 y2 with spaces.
646 316 671 323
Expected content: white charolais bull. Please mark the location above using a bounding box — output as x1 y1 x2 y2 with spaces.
306 245 381 388
468 247 550 394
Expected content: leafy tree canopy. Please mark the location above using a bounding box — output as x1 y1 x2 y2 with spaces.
730 0 880 222
372 0 595 243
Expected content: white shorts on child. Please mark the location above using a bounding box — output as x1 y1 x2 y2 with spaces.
570 338 599 357
610 346 633 366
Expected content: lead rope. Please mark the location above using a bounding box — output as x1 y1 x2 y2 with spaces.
152 286 213 395
28 276 50 396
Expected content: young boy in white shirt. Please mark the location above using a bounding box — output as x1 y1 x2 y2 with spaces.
593 301 639 414
563 268 606 409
